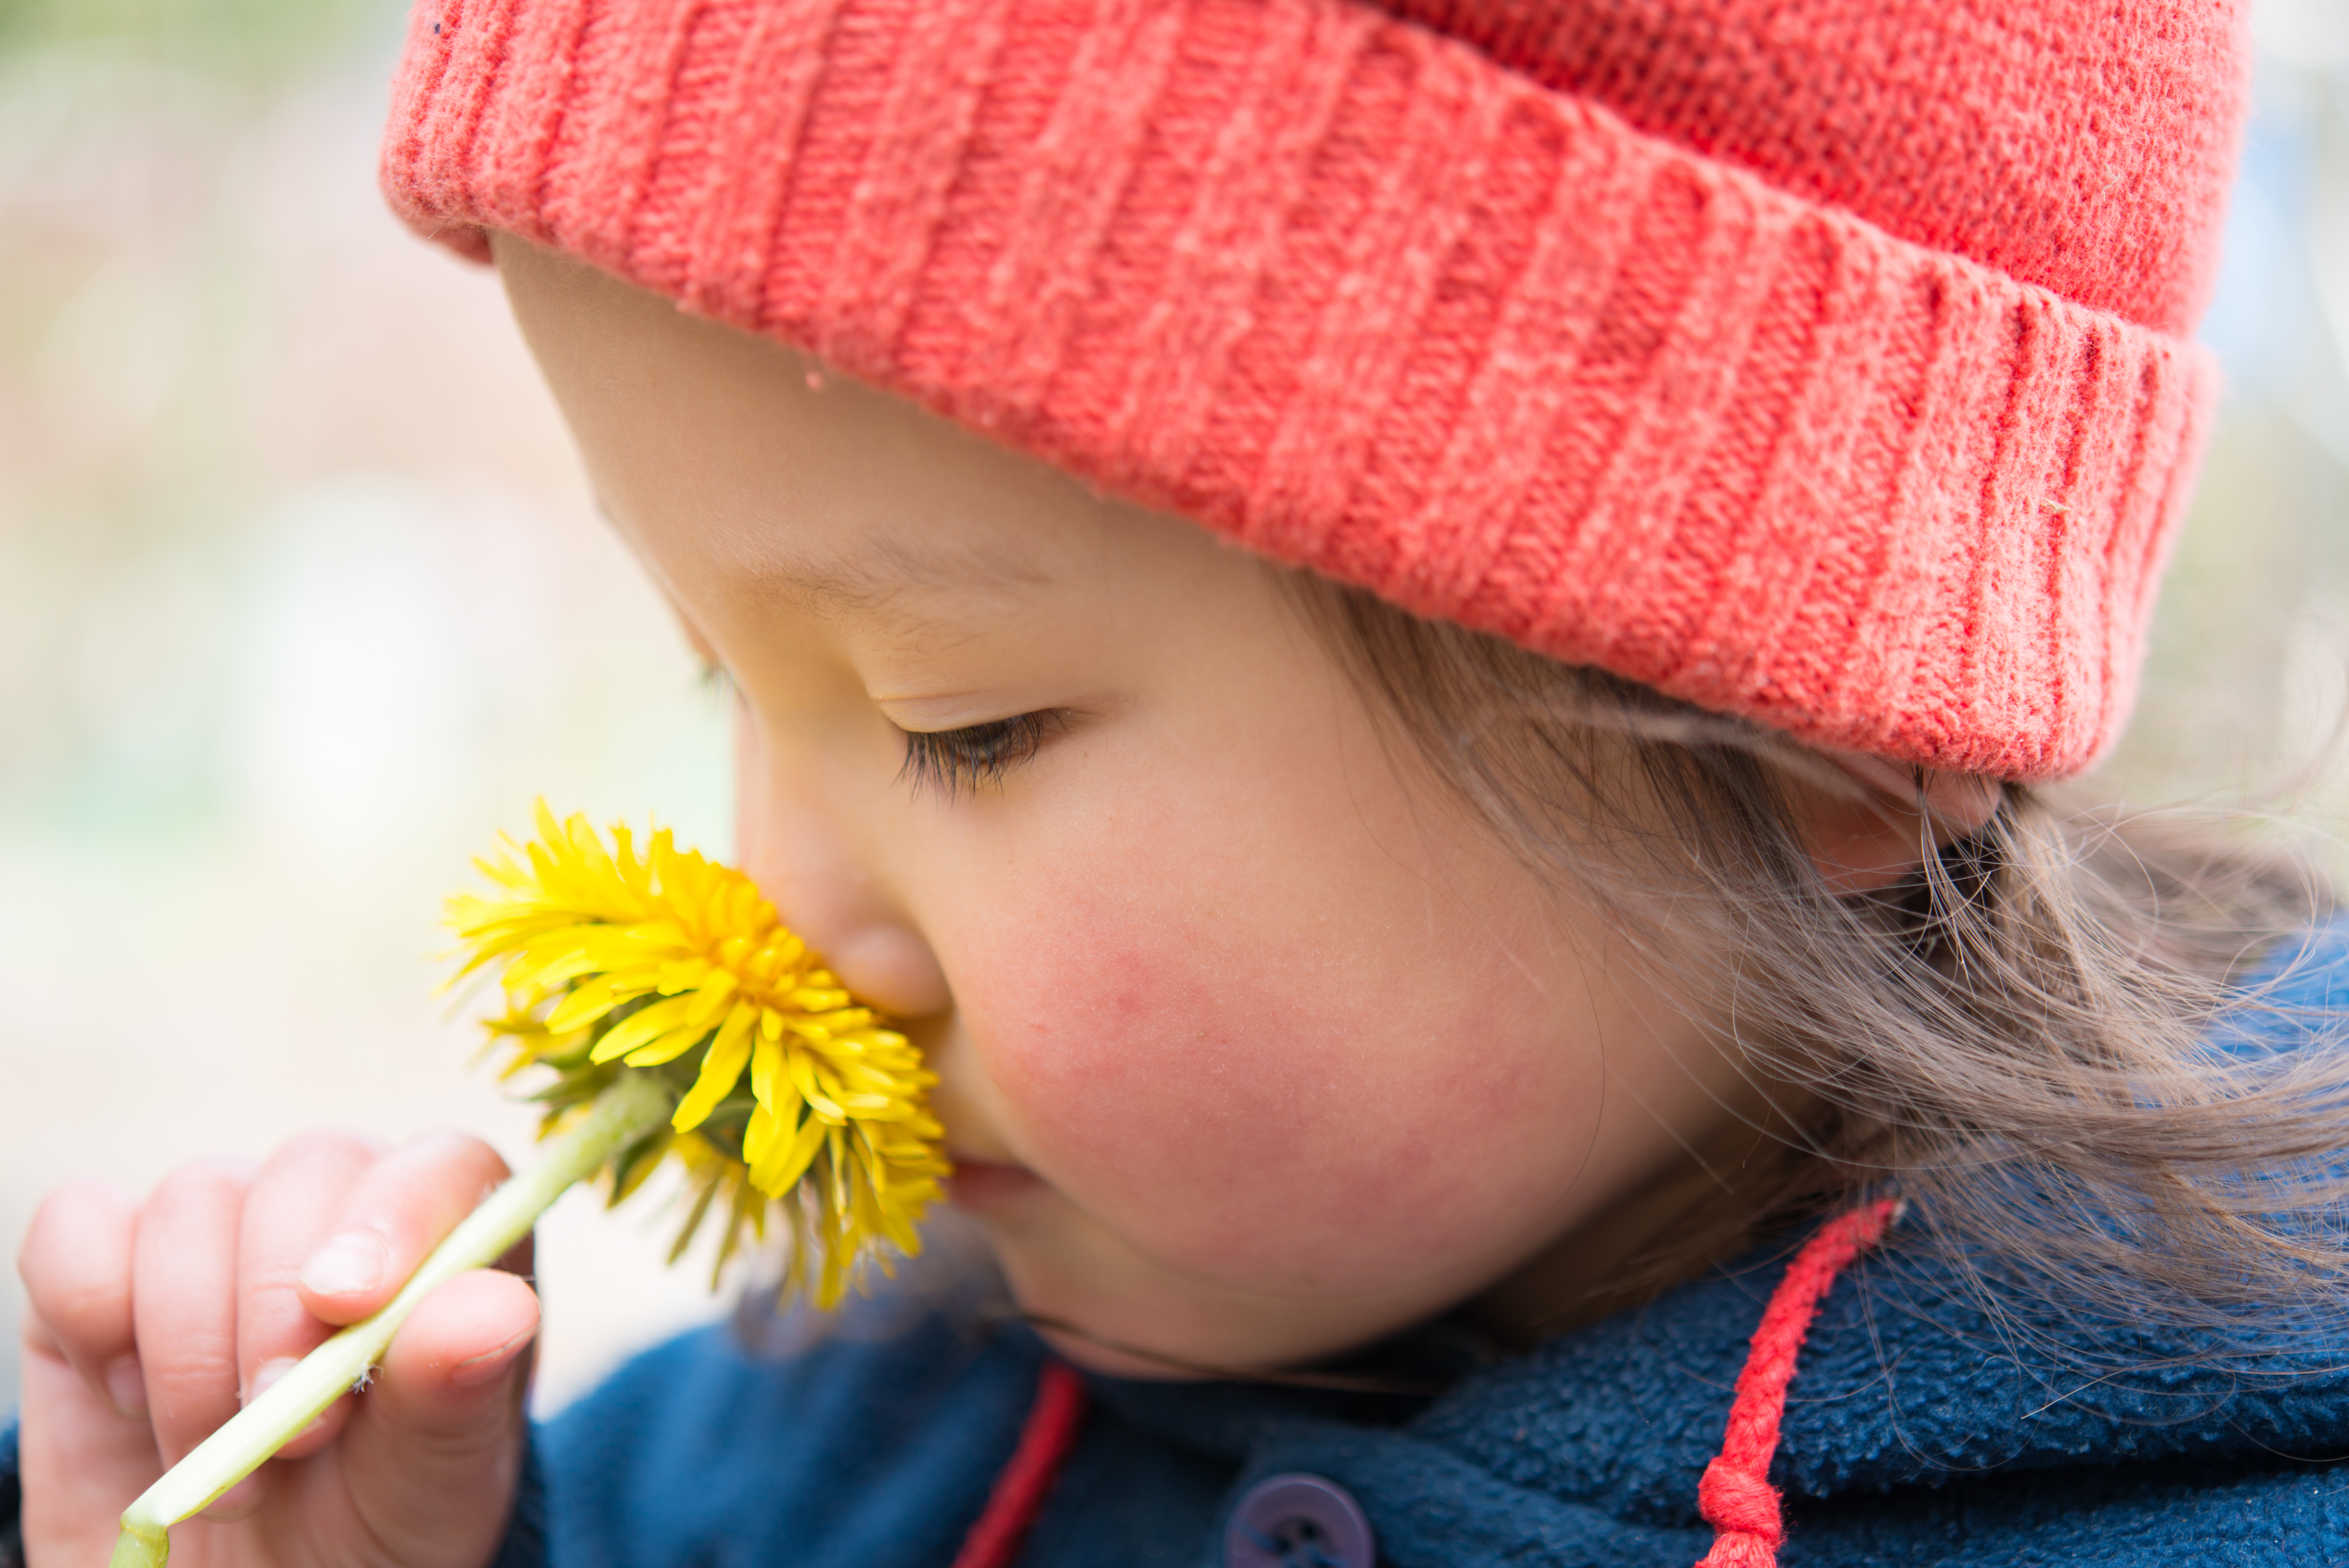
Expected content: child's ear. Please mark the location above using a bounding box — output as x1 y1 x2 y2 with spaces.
1774 750 2003 897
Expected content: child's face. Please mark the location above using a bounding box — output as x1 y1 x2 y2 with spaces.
498 240 1757 1372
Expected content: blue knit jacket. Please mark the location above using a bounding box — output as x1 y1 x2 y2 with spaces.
10 934 2349 1566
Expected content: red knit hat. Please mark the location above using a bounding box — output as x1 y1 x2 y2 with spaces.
381 0 2249 782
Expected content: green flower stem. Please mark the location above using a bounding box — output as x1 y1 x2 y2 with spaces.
111 1072 675 1568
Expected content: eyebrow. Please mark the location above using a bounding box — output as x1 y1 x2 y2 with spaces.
597 492 1054 604
761 528 1057 617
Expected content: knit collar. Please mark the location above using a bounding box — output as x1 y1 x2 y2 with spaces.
1413 1238 2349 1520
1075 1228 2349 1561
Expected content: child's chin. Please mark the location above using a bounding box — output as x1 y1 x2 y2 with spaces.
1028 1323 1218 1380
1019 1299 1406 1383
992 1247 1408 1383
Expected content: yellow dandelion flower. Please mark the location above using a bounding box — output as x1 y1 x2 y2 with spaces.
446 801 949 1308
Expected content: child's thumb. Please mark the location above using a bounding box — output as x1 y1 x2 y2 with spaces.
334 1268 540 1561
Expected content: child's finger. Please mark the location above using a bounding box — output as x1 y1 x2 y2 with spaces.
15 1178 142 1413
233 1131 383 1459
296 1131 512 1326
15 1310 165 1568
132 1157 258 1468
334 1268 540 1563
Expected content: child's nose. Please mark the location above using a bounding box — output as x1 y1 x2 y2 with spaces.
743 827 952 1018
773 873 952 1021
734 723 953 1020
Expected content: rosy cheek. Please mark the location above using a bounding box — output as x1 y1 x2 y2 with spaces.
943 832 1585 1294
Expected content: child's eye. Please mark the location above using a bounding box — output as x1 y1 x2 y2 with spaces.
898 711 1067 799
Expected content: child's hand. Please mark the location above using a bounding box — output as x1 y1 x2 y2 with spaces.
15 1131 539 1568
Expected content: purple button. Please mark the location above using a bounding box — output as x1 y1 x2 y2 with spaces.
1223 1473 1377 1568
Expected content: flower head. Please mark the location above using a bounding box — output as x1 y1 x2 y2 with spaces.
446 802 948 1307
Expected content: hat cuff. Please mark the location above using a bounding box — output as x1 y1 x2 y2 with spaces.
384 0 2216 782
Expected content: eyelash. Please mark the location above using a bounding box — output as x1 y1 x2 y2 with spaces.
693 656 1061 797
898 712 1068 799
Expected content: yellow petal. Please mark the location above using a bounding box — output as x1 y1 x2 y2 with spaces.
545 976 624 1034
672 1003 757 1133
622 1023 714 1067
749 1111 828 1196
589 993 698 1063
742 1098 781 1168
749 1035 782 1110
682 966 738 1028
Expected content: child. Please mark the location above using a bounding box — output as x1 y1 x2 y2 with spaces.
14 0 2348 1563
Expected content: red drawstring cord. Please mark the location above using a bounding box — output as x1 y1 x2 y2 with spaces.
949 1358 1089 1568
1694 1199 1900 1568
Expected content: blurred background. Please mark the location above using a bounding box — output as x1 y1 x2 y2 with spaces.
0 0 736 1419
1 0 2346 1421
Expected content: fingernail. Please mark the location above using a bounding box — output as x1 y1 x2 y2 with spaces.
104 1354 147 1417
448 1325 538 1388
302 1231 388 1297
244 1356 299 1406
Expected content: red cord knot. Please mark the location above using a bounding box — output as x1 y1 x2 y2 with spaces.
1688 1199 1899 1568
1696 1457 1782 1544
1696 1527 1787 1568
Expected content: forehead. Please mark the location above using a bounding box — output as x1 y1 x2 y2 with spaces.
497 236 1113 615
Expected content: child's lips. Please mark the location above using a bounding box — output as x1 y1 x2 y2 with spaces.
944 1155 1044 1210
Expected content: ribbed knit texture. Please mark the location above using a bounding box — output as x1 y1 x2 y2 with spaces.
382 0 2246 780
